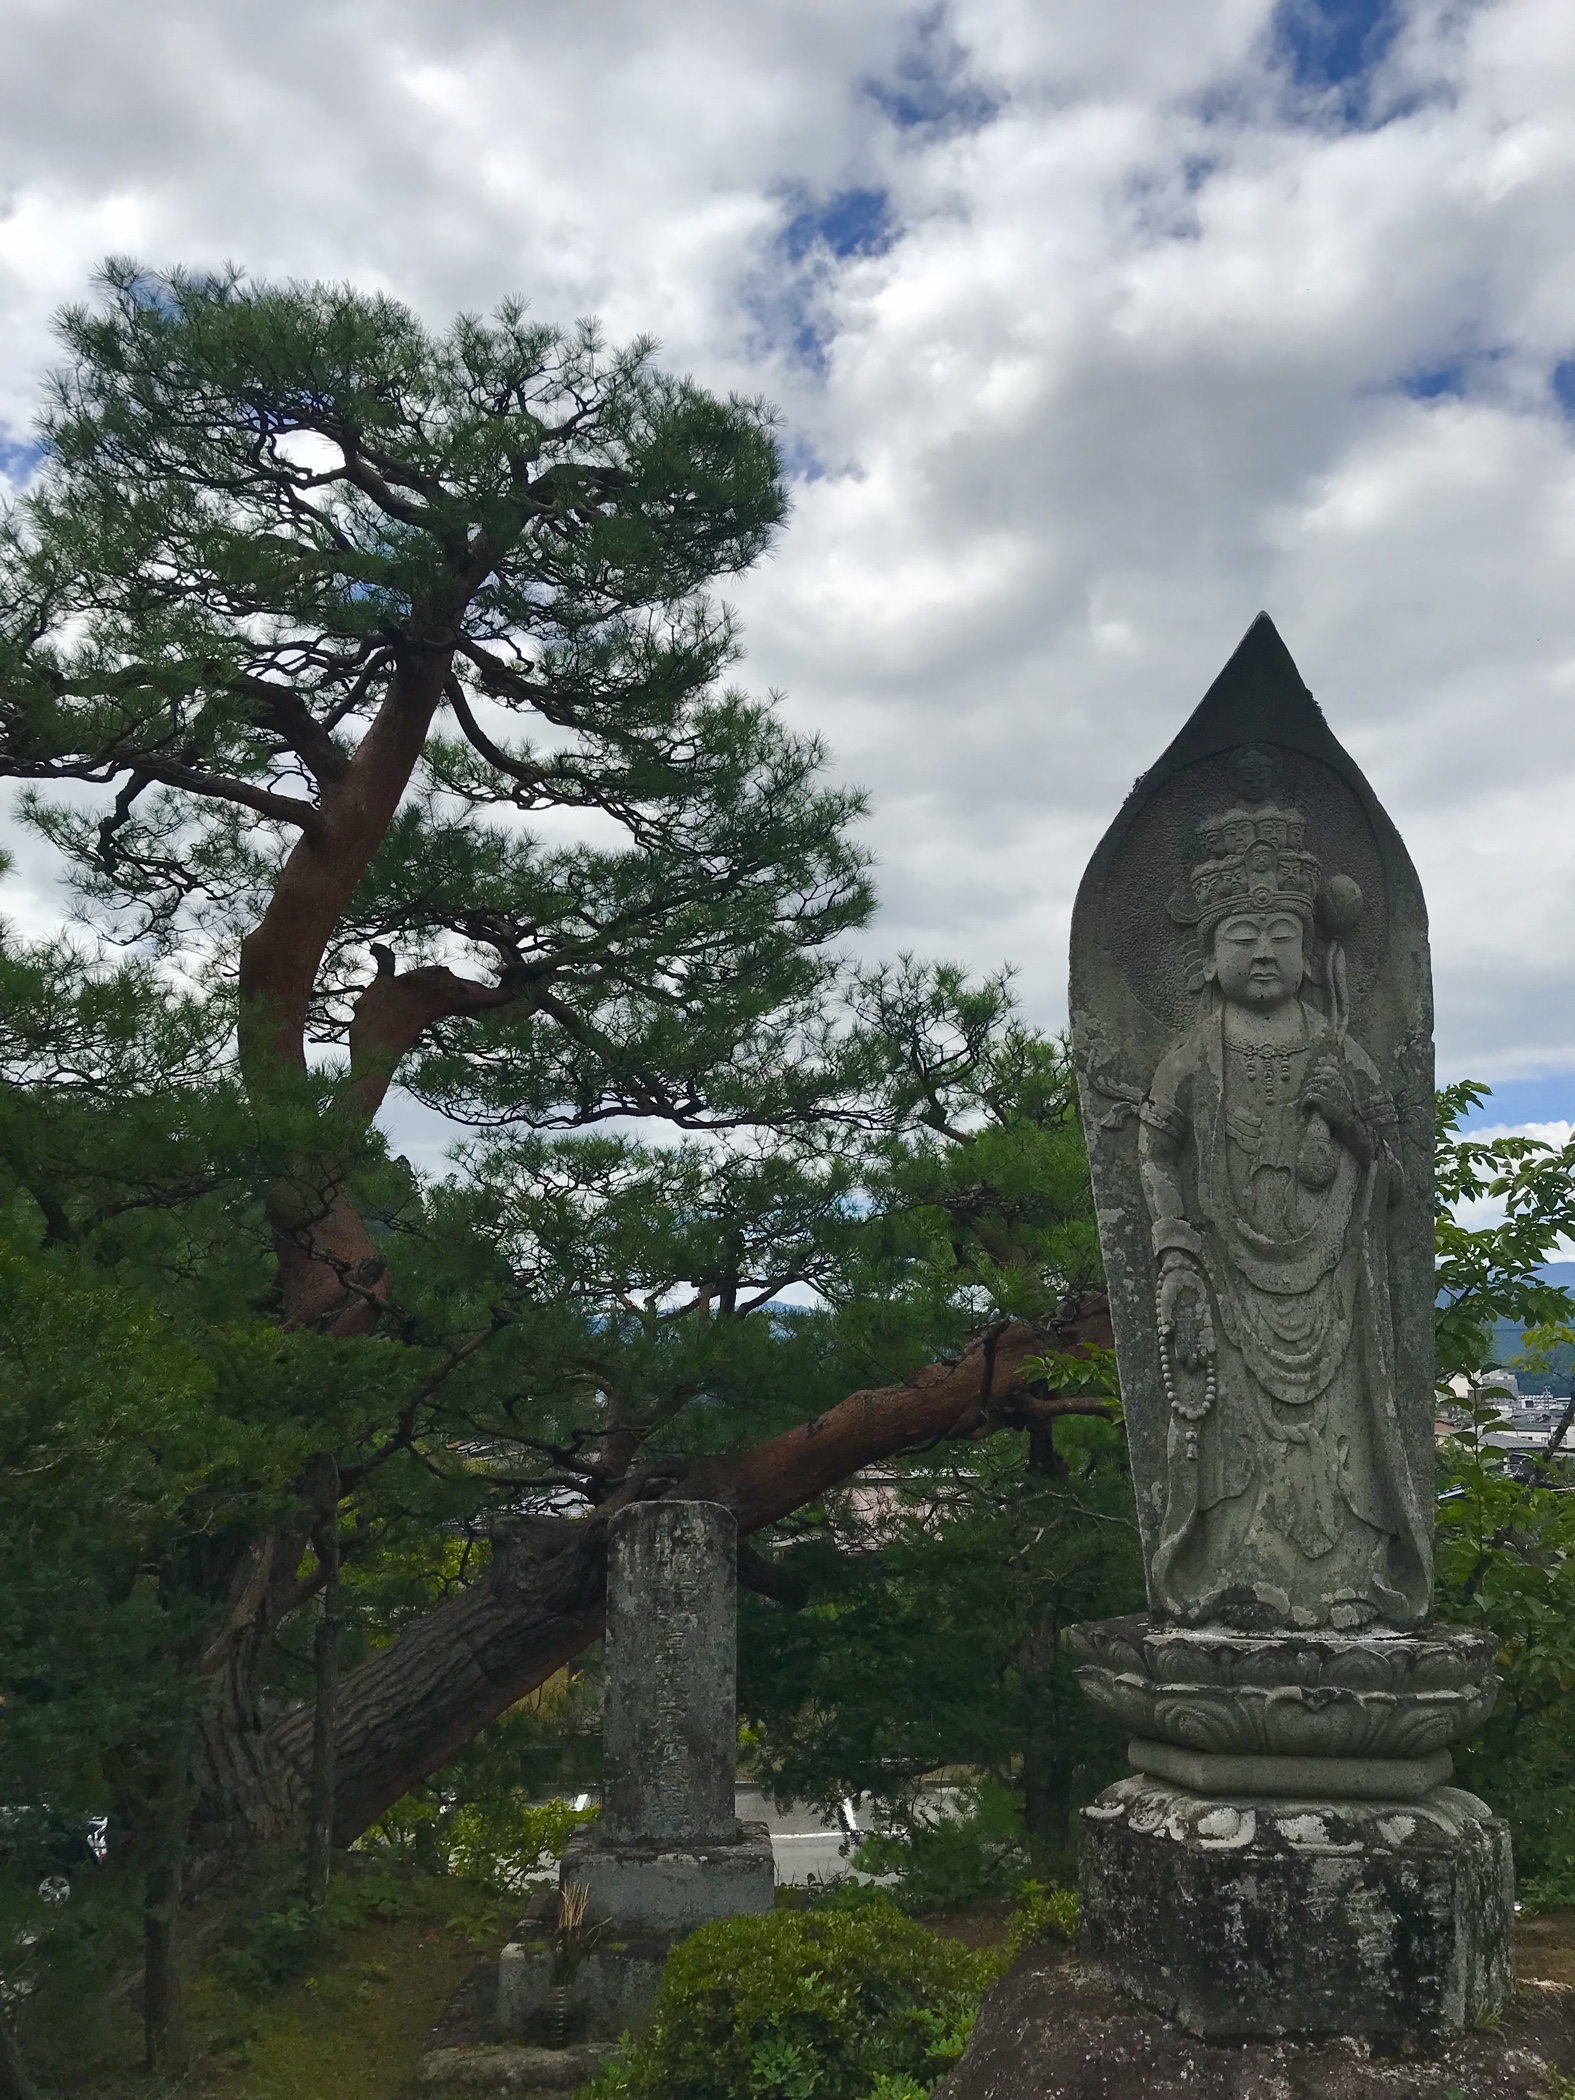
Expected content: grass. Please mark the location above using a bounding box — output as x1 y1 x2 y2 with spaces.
37 1869 515 2100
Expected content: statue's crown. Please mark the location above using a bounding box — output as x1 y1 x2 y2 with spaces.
1169 802 1321 932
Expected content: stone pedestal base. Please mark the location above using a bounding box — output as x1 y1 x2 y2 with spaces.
561 1820 775 1934
1079 1776 1513 2041
933 1945 1575 2100
496 1821 775 2042
497 1932 675 2045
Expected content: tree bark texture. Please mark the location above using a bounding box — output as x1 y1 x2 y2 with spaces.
192 1303 1112 1856
303 1552 342 1907
237 646 464 1335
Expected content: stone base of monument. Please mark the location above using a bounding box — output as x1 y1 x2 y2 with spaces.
495 1822 776 2044
1067 1614 1513 2040
559 1819 775 1933
1078 1774 1513 2041
496 1929 673 2046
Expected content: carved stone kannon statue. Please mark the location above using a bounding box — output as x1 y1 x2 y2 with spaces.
1140 778 1433 1633
1068 616 1511 2043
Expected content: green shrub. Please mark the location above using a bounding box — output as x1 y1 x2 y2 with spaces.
583 1901 1002 2100
210 1865 439 1993
1002 1880 1078 1959
849 1783 1030 1913
1517 1861 1575 1916
363 1786 598 1890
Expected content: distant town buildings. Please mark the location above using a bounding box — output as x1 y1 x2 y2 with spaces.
1439 1371 1573 1480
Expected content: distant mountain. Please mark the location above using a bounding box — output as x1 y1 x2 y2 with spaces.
1486 1262 1575 1396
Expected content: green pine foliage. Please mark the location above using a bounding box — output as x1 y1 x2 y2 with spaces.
4 258 1575 2084
739 1418 1143 1871
1 262 873 1124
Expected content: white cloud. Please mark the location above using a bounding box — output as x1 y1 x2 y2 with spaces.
3 0 1575 1098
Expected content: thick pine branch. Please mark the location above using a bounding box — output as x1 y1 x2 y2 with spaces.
220 1302 1112 1849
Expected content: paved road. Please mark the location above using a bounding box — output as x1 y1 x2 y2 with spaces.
734 1784 878 1886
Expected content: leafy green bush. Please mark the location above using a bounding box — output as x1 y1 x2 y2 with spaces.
1003 1879 1078 1959
210 1866 424 1993
363 1786 598 1890
1432 1412 1575 1892
583 1901 1002 2100
849 1783 1031 1913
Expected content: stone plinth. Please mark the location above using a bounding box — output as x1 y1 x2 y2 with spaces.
420 2040 616 2092
496 1930 674 2047
560 1820 774 1935
1071 1616 1500 1763
1078 1776 1513 2041
495 1840 774 2042
1127 1736 1452 1800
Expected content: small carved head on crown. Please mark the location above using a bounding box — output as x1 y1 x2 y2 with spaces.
1168 803 1320 937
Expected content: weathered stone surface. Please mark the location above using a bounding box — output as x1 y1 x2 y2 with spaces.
1069 617 1436 1633
1071 1616 1500 1761
562 1819 775 1934
419 2040 616 2093
935 1947 1575 2100
1127 1736 1451 1800
495 1828 774 2042
1079 1777 1513 2040
600 1499 739 1847
489 1500 774 2048
496 1925 675 2044
1064 620 1512 2048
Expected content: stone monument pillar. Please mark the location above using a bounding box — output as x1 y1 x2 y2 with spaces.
497 1500 774 2045
563 1500 775 1928
1067 615 1511 2041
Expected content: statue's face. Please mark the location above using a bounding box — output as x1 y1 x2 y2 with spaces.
1212 910 1305 1010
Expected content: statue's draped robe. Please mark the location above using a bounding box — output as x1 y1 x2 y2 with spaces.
1138 998 1432 1629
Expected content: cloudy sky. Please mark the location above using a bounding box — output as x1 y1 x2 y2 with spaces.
2 0 1574 1130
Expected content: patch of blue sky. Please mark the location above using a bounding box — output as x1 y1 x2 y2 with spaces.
1380 347 1504 406
0 431 44 488
1454 1075 1575 1130
752 187 899 377
778 431 829 485
1267 0 1407 128
862 6 999 136
780 187 894 266
1401 360 1470 401
1552 361 1575 419
1276 0 1400 88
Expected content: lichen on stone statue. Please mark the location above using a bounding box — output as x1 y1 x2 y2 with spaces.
1138 767 1431 1632
1059 614 1512 2047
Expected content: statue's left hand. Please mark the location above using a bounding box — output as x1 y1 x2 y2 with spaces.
1160 1261 1214 1370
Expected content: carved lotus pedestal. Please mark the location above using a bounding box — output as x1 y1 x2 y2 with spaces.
1069 1615 1513 2041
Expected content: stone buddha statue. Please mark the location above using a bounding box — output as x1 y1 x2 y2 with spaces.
1137 794 1431 1631
1066 623 1509 2045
